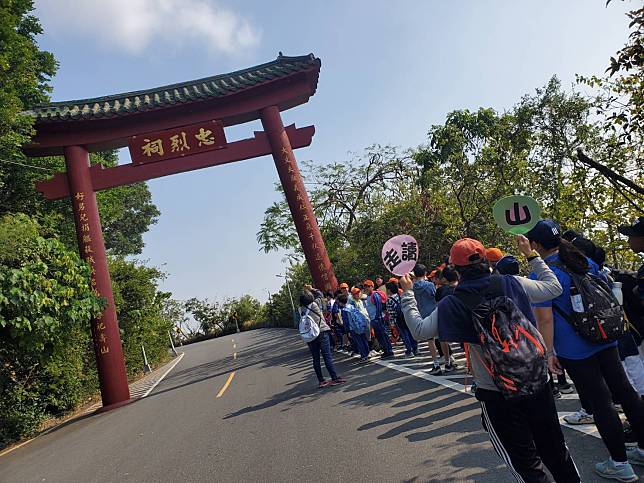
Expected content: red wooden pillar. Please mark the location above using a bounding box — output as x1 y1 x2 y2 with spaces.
64 146 131 409
260 106 338 292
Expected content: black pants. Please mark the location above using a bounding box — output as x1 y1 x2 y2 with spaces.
477 385 580 482
560 346 644 462
307 332 338 382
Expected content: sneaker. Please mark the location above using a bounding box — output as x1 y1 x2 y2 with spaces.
330 378 347 385
626 447 644 467
405 352 416 359
615 404 624 413
319 380 331 388
359 357 369 362
558 383 574 394
444 363 455 372
430 365 443 375
595 459 638 482
552 388 562 399
381 353 395 360
413 351 420 357
564 409 594 425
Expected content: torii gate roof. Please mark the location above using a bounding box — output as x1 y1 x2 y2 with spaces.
24 53 320 156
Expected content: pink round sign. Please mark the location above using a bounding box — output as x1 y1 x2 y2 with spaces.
381 235 420 276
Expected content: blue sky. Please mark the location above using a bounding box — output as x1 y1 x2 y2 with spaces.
34 0 632 304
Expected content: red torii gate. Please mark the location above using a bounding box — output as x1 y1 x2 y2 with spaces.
25 54 337 410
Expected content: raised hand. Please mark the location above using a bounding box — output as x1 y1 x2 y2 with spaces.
399 273 414 291
516 234 533 257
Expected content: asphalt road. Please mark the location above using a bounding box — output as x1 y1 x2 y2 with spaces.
0 328 632 482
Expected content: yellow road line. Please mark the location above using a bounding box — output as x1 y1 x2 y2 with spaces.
0 437 36 458
216 371 236 398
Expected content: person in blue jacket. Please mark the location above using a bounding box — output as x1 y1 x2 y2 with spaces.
527 219 644 482
338 293 370 361
363 279 394 359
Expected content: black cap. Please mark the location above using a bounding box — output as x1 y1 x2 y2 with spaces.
496 255 520 275
526 219 562 245
618 217 644 237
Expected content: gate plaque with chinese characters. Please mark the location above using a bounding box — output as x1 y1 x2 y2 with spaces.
129 120 227 165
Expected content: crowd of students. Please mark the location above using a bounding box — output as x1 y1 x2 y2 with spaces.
296 216 644 482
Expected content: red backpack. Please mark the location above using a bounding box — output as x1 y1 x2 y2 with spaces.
371 289 387 305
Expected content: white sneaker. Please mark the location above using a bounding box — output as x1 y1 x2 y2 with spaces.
563 409 594 425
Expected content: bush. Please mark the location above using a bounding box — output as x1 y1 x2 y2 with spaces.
0 217 175 445
0 214 103 443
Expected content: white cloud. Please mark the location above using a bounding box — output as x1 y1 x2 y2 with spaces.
35 0 260 56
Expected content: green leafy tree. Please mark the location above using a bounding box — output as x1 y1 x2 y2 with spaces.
257 145 417 259
109 258 173 377
0 3 162 444
265 263 311 327
581 4 644 146
0 0 57 208
184 297 225 335
415 107 531 243
516 77 640 267
225 295 263 327
0 214 103 442
3 150 161 257
161 297 193 341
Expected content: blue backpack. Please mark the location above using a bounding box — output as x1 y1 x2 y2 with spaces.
343 305 369 334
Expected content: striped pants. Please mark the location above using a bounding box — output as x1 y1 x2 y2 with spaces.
477 385 580 482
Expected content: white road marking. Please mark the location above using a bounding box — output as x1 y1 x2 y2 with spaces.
141 352 185 398
342 343 599 440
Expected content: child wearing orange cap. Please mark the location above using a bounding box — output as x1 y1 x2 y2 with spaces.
486 248 504 270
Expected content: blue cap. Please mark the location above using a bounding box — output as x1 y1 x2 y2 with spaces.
496 255 520 275
526 219 561 248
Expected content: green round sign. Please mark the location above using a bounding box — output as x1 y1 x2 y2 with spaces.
492 195 541 235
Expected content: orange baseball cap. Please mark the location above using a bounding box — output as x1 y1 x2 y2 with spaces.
363 279 374 287
339 282 349 289
388 277 399 283
351 287 361 294
450 238 487 266
486 247 504 262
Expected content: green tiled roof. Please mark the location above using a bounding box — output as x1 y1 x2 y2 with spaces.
25 54 320 123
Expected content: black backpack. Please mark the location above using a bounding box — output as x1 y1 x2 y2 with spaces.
391 296 407 330
548 261 626 344
456 276 549 399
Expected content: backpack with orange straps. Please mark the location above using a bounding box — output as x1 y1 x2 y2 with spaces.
456 276 549 399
